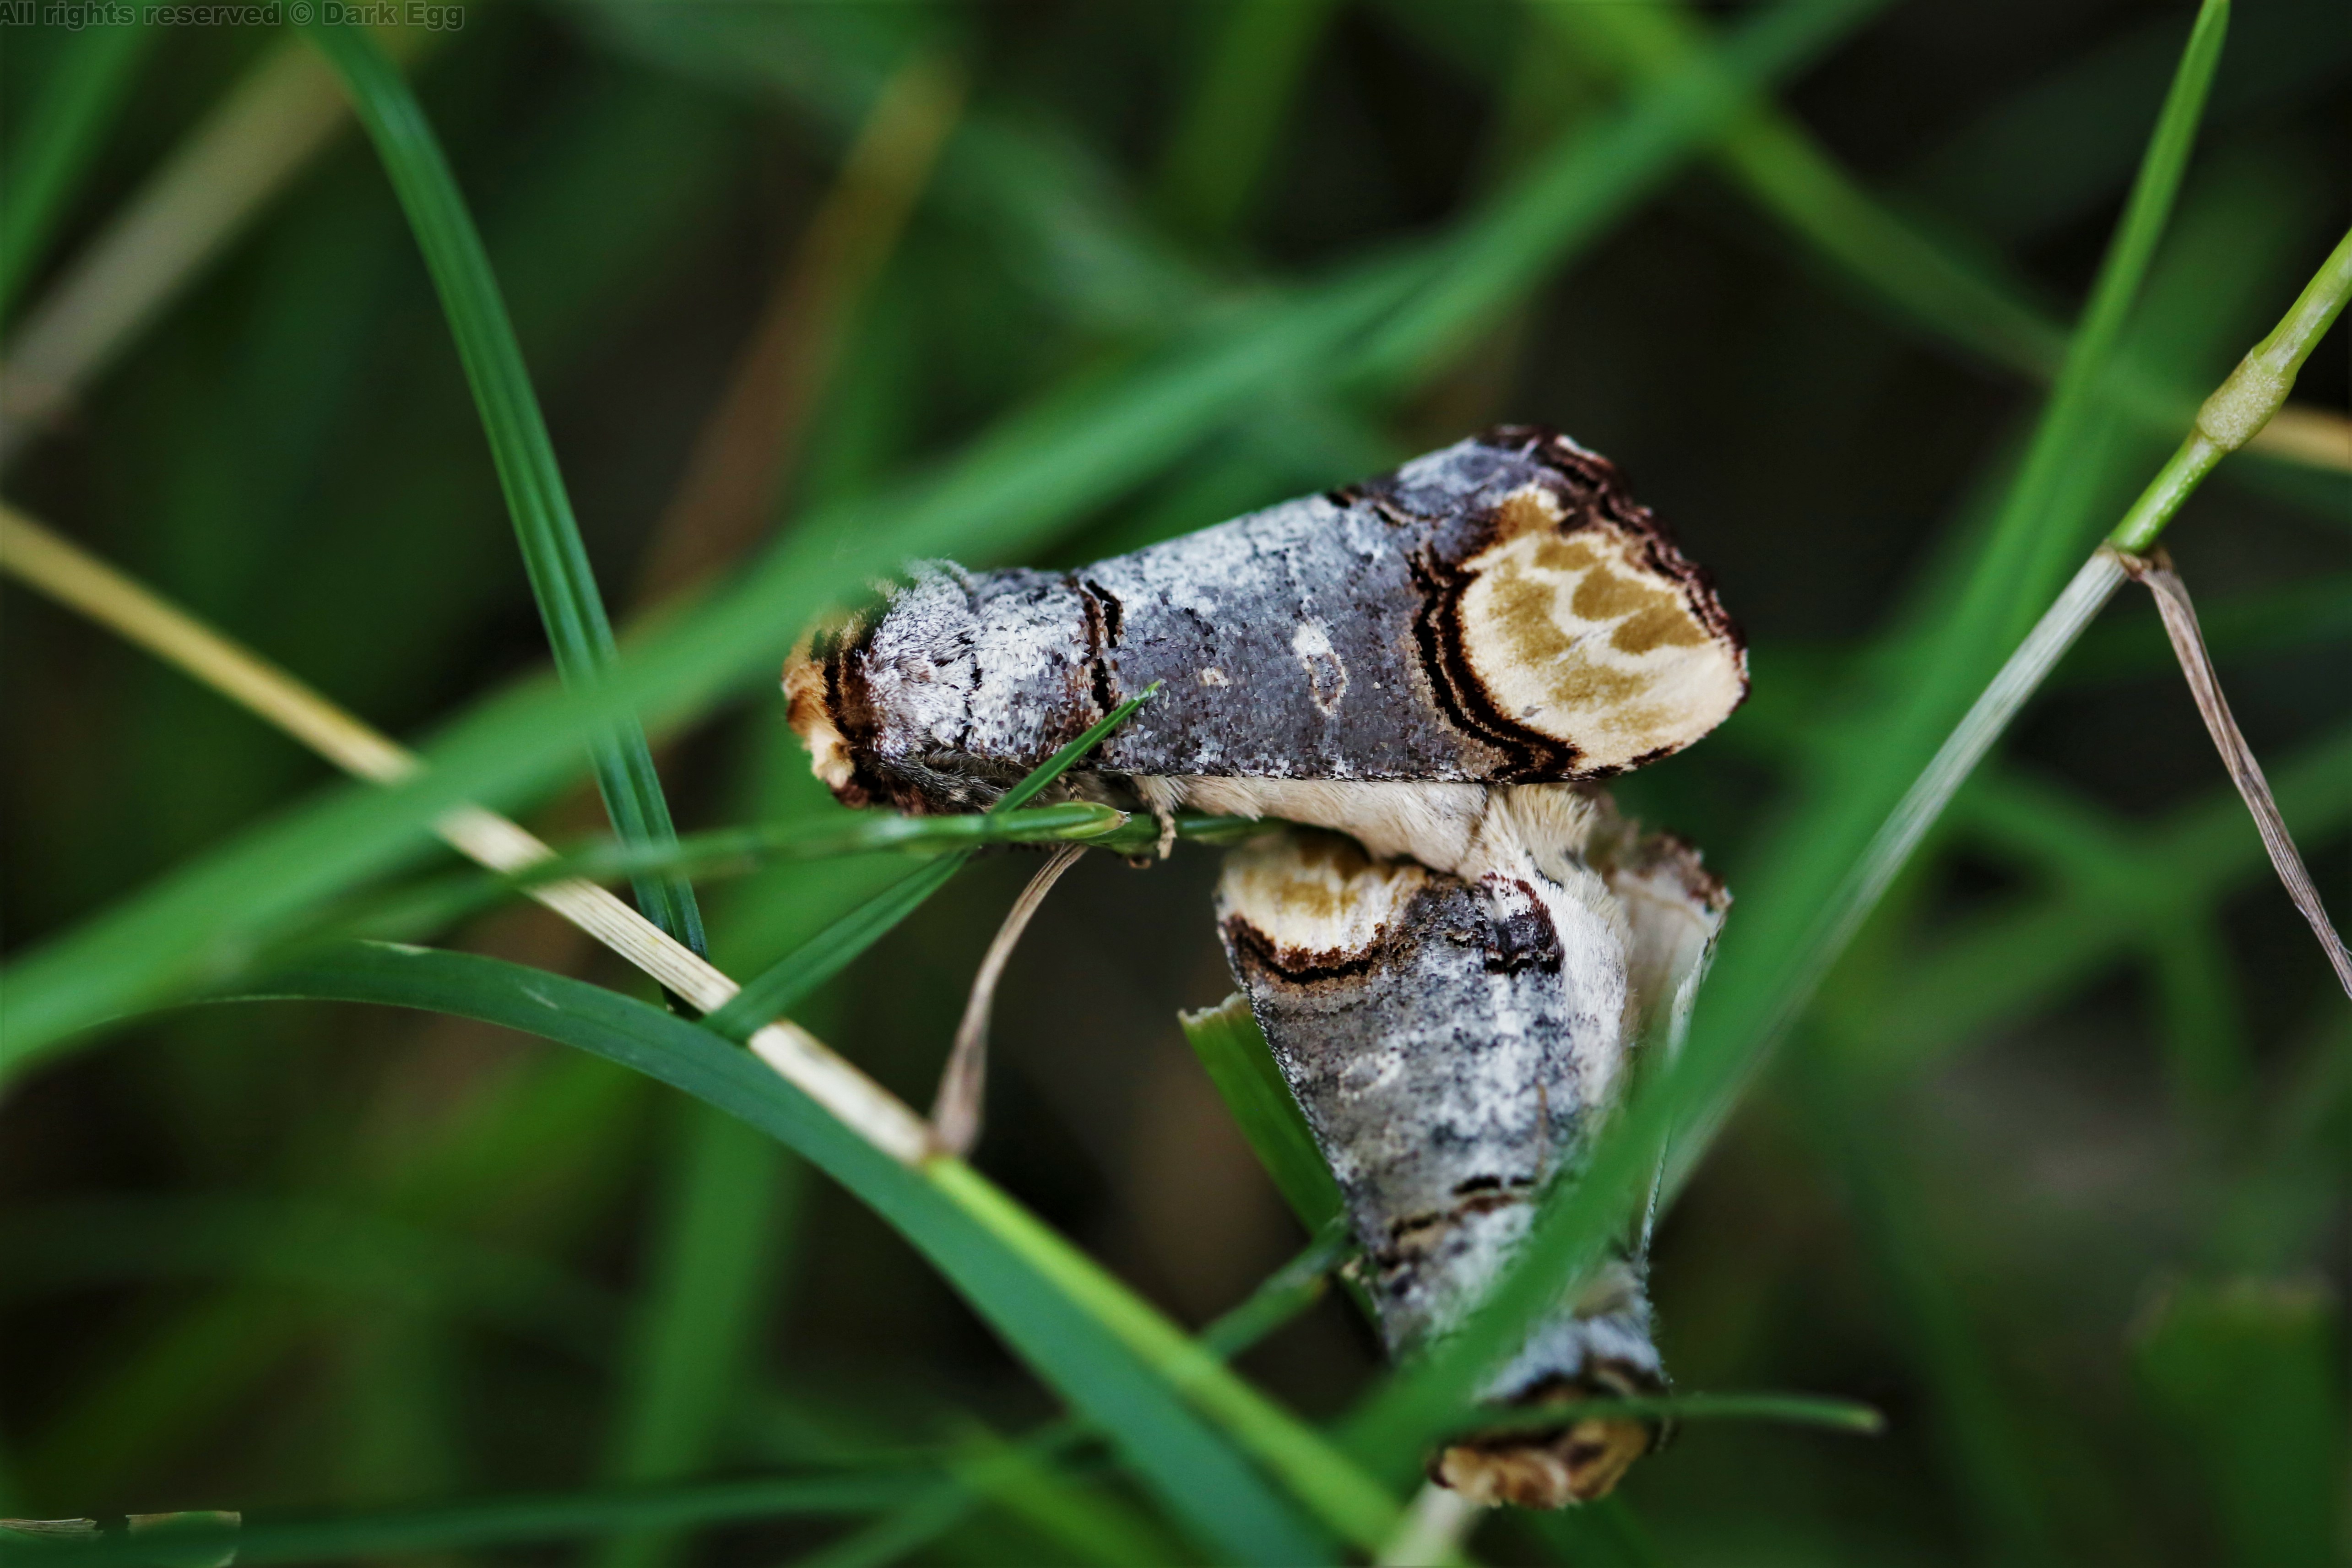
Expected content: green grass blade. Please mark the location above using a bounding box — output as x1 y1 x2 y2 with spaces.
0 22 151 326
0 269 1395 1067
992 684 1160 814
1198 1217 1353 1359
1455 1390 1883 1435
594 1105 792 1568
304 24 706 955
1154 0 1337 241
701 855 970 1041
1338 0 2235 1477
700 683 1156 1039
1990 0 2232 604
5 1474 928 1567
219 942 1337 1565
1180 995 1343 1235
568 803 1128 884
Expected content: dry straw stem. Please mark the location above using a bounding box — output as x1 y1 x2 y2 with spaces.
932 842 1086 1157
0 28 434 469
0 501 931 1164
1373 1483 1479 1567
2123 551 2352 996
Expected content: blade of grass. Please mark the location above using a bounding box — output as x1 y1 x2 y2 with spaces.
1154 0 1338 242
594 1104 791 1568
7 1474 930 1568
0 500 934 1158
308 803 1152 956
1197 1217 1354 1359
0 21 151 326
1456 1391 1883 1435
220 941 1349 1563
29 559 1314 1536
306 23 706 956
1662 0 2259 1195
1341 0 2236 1474
701 857 970 1042
1179 994 1343 1234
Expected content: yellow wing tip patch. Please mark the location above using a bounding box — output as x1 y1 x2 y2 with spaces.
1451 484 1745 774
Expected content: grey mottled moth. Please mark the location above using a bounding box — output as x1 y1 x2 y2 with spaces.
787 426 1745 1508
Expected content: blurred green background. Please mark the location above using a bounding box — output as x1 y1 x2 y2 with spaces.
1 1 2346 1563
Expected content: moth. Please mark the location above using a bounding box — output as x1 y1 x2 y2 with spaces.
787 426 1745 1507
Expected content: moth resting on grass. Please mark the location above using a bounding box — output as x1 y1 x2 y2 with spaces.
786 426 1744 1507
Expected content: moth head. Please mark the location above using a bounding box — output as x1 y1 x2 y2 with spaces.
783 616 868 807
1432 1414 1657 1508
1433 1352 1669 1508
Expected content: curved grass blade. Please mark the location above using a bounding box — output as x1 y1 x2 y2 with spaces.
1453 1392 1884 1438
1180 995 1342 1234
993 684 1160 814
3 1474 927 1568
217 942 1337 1565
701 856 968 1042
305 24 705 955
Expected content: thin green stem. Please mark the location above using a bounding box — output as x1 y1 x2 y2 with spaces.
2110 224 2352 551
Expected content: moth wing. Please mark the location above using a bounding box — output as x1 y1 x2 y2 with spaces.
1438 488 1747 775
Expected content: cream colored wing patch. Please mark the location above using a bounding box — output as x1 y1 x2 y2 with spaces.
1216 830 1431 974
1442 485 1745 774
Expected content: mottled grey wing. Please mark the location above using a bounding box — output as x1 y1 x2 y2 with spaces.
789 427 1746 813
1214 825 1669 1508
